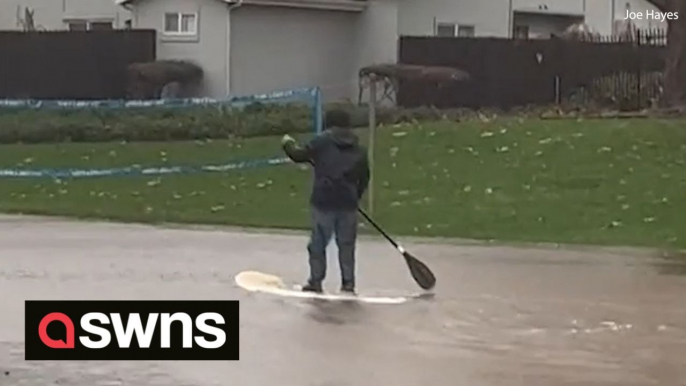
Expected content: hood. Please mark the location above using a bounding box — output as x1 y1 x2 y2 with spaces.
328 127 358 148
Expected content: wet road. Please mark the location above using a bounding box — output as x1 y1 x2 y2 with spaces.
0 216 685 386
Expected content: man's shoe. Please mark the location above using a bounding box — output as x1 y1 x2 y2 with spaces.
302 281 323 293
340 283 356 295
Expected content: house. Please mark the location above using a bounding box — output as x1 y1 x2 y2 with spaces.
0 0 130 31
117 0 668 102
398 0 667 39
117 0 398 102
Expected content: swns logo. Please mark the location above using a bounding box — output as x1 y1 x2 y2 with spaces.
25 301 239 360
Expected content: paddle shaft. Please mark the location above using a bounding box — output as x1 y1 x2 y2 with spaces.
357 206 402 251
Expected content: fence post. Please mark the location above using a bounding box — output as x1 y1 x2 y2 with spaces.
636 28 642 110
368 76 377 215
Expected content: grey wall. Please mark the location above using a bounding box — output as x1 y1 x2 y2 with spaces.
513 13 583 38
398 0 666 38
397 0 511 37
613 0 669 30
512 0 584 15
354 0 399 104
0 0 130 30
133 0 229 98
585 0 614 35
230 5 357 101
129 0 397 102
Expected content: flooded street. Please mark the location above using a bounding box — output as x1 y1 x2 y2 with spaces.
0 216 684 386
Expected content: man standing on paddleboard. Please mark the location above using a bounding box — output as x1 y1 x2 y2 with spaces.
281 109 370 294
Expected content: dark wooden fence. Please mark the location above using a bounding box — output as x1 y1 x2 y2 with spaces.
0 30 156 100
398 30 667 110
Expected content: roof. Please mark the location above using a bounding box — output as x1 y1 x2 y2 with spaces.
116 0 367 11
359 64 470 83
116 0 228 4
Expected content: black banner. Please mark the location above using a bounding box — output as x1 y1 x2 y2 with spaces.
25 301 239 361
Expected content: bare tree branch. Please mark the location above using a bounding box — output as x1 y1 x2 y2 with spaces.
645 0 671 13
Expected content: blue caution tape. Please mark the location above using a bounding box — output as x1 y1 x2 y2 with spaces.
0 157 291 179
0 88 319 110
0 87 321 178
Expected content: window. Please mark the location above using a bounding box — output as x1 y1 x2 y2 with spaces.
164 12 197 34
66 20 113 31
514 25 529 39
457 25 475 37
90 21 113 31
436 23 456 37
67 21 88 31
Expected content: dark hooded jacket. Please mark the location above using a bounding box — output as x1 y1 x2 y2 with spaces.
283 127 370 211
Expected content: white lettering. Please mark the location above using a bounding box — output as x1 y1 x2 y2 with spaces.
625 10 643 19
160 313 193 348
625 10 678 21
78 311 226 350
194 313 226 349
110 313 158 348
79 313 112 349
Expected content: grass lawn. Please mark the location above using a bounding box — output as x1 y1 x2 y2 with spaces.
0 117 684 249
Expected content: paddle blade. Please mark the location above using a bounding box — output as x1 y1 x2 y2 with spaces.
402 251 436 290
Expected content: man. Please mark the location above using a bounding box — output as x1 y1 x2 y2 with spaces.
281 109 370 294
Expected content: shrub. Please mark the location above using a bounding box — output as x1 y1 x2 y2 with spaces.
566 71 663 111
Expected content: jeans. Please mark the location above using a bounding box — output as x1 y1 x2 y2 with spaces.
307 206 358 288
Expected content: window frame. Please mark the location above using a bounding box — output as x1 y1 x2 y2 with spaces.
514 24 530 39
65 19 113 31
435 22 457 37
89 21 114 31
457 24 475 38
67 20 88 31
163 12 198 36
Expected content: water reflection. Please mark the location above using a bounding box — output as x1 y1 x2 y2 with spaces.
653 250 686 276
305 299 366 325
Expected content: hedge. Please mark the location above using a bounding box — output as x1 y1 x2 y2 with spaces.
0 99 604 144
0 102 314 144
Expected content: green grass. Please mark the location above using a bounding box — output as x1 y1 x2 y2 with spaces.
0 117 684 249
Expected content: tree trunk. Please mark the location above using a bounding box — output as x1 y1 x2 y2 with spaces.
661 3 686 107
647 0 686 107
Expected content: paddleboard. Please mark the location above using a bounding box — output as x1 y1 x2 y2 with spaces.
235 271 423 304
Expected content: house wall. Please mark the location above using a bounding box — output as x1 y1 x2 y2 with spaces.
614 0 668 30
397 0 510 37
354 0 399 104
132 0 229 98
585 0 614 35
63 0 131 26
398 0 667 38
581 0 666 35
230 5 358 101
0 0 130 30
513 13 584 38
512 0 584 16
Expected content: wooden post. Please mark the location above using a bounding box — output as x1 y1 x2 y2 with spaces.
368 75 377 214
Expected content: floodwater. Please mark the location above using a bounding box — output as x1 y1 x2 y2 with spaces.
0 215 685 386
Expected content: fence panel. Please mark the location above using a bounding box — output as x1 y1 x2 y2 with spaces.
0 30 156 100
398 31 667 110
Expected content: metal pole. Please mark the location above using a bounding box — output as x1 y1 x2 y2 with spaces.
611 0 616 35
368 76 377 214
508 0 514 38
